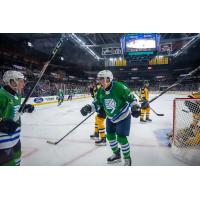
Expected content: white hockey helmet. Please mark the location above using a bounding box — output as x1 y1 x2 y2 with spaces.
3 70 25 85
97 70 113 82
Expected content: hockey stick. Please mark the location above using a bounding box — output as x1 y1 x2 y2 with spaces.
147 65 200 105
133 92 164 116
150 107 164 116
47 112 95 145
18 34 66 114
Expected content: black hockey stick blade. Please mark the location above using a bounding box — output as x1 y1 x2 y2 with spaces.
156 113 164 116
46 140 57 145
150 107 164 116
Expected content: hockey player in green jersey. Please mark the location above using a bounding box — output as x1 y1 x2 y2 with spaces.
80 70 142 166
57 89 64 106
0 70 34 166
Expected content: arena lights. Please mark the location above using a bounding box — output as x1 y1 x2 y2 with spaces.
131 68 138 71
60 56 64 61
88 77 94 80
69 33 101 60
148 66 152 69
109 57 117 61
69 75 76 79
27 42 33 47
131 77 139 80
156 75 165 79
156 55 164 58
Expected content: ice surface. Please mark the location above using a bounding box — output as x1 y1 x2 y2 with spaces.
21 94 189 166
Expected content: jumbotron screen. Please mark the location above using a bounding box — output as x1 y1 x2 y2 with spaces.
121 33 160 54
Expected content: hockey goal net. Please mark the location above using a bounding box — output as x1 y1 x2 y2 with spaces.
171 98 200 165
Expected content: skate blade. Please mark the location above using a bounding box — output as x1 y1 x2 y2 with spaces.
95 143 107 146
107 158 122 164
90 137 99 141
140 122 147 124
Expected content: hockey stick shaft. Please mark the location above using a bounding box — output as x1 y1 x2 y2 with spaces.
148 65 200 105
18 35 66 113
47 112 95 145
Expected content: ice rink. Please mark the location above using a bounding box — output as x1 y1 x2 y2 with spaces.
20 93 189 166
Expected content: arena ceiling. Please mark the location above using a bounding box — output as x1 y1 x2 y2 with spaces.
0 33 200 84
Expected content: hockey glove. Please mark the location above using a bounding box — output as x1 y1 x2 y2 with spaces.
80 104 92 116
0 119 19 134
23 104 35 113
131 101 141 118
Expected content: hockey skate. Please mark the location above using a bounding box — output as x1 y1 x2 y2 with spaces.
95 138 106 146
90 133 99 140
146 117 152 122
124 157 132 166
140 119 146 123
107 148 121 164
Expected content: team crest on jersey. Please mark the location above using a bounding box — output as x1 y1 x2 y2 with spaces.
104 99 116 113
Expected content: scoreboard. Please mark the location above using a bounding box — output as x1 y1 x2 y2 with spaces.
121 33 160 56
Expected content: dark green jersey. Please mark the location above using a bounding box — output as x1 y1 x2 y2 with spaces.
0 87 21 149
93 81 136 123
58 90 64 98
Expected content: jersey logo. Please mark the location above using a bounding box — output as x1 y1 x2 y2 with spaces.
104 99 116 113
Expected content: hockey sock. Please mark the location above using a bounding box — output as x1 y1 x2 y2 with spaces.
94 115 99 135
99 128 106 139
117 135 130 159
94 123 98 135
97 116 105 139
106 133 119 153
14 150 21 166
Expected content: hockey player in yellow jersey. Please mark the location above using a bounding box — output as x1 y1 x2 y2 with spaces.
89 82 106 146
139 80 152 123
175 91 200 146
